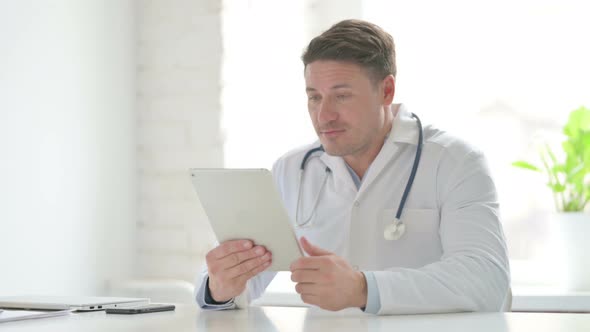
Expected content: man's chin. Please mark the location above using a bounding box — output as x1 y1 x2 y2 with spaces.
321 144 348 157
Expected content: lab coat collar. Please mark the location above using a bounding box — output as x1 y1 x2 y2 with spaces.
389 104 419 145
319 152 359 192
357 104 420 197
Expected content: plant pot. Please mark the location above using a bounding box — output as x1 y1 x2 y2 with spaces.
554 212 590 291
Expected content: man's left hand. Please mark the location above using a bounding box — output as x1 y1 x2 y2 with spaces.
290 237 367 311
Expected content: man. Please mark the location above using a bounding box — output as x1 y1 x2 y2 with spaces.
195 19 510 315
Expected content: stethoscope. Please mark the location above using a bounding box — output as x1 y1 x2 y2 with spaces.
295 113 423 241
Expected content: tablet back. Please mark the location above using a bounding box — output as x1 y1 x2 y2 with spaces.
190 168 302 271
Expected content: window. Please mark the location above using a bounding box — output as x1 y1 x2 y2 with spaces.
222 0 590 287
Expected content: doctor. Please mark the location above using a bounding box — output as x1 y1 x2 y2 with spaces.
195 19 510 315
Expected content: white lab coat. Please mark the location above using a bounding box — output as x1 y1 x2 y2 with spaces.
196 104 510 315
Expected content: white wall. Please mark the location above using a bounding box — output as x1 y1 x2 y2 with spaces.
0 0 136 295
135 0 222 282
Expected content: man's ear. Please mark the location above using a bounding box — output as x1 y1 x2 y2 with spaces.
382 75 395 105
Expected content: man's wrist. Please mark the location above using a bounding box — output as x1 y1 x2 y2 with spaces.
205 277 232 305
355 271 368 308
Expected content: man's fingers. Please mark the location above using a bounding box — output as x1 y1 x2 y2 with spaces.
290 256 326 271
212 240 253 260
294 282 318 295
226 252 272 280
232 257 272 286
300 294 320 306
300 236 332 257
218 245 268 270
291 269 321 283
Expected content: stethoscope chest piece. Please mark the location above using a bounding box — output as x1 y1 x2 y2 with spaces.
384 218 406 241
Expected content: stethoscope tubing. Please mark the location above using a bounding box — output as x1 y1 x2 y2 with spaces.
296 113 423 236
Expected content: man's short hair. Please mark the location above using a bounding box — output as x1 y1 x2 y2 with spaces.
302 19 396 83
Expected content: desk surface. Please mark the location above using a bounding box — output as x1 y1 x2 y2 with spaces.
511 287 590 313
255 285 590 313
1 305 589 332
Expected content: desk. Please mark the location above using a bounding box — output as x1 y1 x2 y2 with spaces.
1 305 589 332
511 286 590 313
254 290 590 313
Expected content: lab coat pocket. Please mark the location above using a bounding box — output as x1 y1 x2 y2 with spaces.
378 208 442 267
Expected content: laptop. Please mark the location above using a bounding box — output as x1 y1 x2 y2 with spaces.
0 296 149 312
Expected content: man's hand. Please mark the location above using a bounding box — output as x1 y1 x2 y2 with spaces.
290 237 367 311
206 240 272 302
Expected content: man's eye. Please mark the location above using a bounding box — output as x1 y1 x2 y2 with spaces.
336 94 351 100
308 95 321 102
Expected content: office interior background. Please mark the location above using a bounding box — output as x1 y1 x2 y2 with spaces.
1 0 589 300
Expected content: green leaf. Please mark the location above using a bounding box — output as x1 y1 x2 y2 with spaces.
518 106 590 211
544 143 557 164
563 106 590 138
582 133 590 165
572 168 586 183
548 183 566 192
562 141 578 174
562 140 575 158
512 161 541 172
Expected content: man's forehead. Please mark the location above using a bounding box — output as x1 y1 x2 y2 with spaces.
304 61 368 88
305 60 363 76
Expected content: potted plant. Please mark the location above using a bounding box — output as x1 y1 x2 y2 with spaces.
513 106 590 290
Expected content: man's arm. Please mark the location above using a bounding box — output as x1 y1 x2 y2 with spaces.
291 151 510 314
369 151 510 314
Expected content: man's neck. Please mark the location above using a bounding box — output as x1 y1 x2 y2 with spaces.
344 107 394 179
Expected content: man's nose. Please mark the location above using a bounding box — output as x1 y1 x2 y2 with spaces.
318 99 338 123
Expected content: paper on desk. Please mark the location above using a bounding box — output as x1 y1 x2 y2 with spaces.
0 309 71 323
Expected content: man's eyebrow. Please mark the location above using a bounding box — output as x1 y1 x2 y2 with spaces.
305 84 352 92
331 84 352 89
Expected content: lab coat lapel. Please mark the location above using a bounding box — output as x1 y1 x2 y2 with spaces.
319 153 358 193
356 139 399 198
357 104 419 198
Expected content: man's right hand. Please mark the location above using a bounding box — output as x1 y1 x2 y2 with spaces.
206 240 272 303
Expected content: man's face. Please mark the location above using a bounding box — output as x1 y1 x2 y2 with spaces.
304 60 390 158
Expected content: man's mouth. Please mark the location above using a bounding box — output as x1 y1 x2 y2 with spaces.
320 129 345 138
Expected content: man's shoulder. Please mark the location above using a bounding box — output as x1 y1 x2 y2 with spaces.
271 142 321 193
423 125 485 163
272 141 321 171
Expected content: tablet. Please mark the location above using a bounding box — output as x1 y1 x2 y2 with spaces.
190 168 303 271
